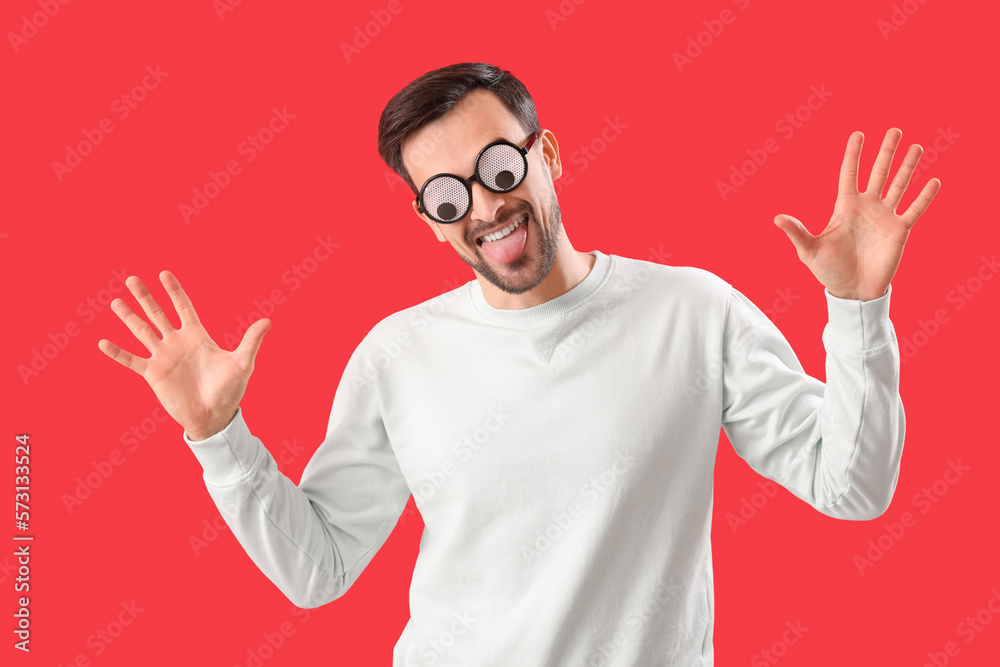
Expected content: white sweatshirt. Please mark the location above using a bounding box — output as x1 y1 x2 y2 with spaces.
183 249 904 666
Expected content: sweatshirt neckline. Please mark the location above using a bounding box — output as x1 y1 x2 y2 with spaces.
468 250 611 328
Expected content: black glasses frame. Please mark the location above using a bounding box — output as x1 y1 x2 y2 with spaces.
415 131 538 224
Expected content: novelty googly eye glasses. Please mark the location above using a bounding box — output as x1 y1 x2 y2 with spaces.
415 131 538 224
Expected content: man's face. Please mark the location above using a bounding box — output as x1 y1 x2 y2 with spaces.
404 89 564 296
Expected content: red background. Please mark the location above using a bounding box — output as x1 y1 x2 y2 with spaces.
4 0 998 665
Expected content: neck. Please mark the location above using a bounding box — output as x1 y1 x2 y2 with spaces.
476 241 596 310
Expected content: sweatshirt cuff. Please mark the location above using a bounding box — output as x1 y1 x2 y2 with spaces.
182 406 261 485
823 283 894 351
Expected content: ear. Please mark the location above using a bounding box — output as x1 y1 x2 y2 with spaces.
539 129 562 182
412 199 447 242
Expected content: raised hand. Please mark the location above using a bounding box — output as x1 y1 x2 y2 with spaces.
773 128 941 301
97 270 271 440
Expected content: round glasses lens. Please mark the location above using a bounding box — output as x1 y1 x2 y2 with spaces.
477 143 526 192
422 176 469 223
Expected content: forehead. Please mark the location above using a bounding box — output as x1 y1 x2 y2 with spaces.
403 89 522 187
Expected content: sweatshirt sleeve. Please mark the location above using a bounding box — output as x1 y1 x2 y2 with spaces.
182 339 413 608
719 282 905 521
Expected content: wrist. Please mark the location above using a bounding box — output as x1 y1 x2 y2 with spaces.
186 407 239 442
827 286 889 302
186 429 217 442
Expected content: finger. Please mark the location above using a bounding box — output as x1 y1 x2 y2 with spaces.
125 275 177 336
884 143 923 212
97 337 149 376
900 178 941 229
234 318 271 373
865 128 902 197
774 214 817 262
110 297 162 353
160 270 201 327
838 131 864 196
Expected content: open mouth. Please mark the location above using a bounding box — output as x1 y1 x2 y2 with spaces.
476 211 529 246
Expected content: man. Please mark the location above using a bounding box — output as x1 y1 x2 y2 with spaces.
98 62 940 665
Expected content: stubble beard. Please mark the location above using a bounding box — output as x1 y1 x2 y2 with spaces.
457 192 563 296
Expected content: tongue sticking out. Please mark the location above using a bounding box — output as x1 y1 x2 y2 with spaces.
479 216 528 264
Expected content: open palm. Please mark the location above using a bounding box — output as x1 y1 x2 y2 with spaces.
774 128 941 301
98 270 271 440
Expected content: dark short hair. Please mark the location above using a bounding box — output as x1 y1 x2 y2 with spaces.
377 62 542 198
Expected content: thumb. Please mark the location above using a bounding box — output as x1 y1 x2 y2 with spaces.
234 318 271 373
773 214 815 260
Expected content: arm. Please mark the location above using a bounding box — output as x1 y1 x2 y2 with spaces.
720 282 904 520
97 270 410 607
725 126 941 518
183 342 412 608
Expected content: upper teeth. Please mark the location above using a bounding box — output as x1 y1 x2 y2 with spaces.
480 215 523 243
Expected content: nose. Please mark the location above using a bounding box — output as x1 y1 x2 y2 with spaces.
466 181 507 237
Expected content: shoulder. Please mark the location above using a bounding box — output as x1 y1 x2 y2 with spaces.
608 252 733 304
355 281 469 356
